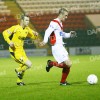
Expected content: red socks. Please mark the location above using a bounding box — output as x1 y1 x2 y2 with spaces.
60 67 70 83
49 61 69 68
49 61 70 83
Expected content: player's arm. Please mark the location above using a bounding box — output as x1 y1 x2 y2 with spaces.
2 26 16 47
27 28 40 45
40 21 57 46
63 31 76 38
27 28 38 40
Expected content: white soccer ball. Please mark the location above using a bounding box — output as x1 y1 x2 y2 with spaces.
87 74 98 84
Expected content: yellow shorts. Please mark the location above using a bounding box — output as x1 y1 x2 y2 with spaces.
10 48 28 64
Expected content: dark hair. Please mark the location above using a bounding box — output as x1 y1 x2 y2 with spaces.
59 8 69 15
21 14 29 20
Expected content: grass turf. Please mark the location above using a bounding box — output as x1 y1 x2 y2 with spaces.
0 55 100 100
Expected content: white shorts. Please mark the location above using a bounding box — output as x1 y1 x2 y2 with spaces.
52 44 69 63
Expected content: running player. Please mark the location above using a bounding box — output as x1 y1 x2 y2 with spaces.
40 8 76 85
3 14 38 86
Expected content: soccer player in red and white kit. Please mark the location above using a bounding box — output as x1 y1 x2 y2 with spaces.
40 8 76 85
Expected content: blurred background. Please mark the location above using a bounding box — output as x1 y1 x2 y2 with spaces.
0 0 100 57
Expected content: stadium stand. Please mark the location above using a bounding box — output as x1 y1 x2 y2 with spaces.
0 1 18 50
0 14 18 32
0 1 10 14
0 1 18 33
16 0 100 13
16 0 100 31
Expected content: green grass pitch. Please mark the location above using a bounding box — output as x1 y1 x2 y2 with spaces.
0 55 100 100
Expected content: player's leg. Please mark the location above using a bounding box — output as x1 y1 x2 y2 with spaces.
15 64 24 79
20 53 32 74
15 59 32 74
10 52 24 85
10 52 24 78
46 45 72 85
60 59 72 85
14 50 32 86
46 59 72 86
46 60 71 70
46 58 72 85
46 45 70 71
15 62 32 86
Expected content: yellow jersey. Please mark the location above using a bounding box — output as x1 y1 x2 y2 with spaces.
3 25 37 51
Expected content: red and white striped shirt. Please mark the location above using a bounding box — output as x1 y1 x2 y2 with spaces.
43 18 71 45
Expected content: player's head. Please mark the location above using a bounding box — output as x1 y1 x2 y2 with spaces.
21 14 29 27
58 8 69 21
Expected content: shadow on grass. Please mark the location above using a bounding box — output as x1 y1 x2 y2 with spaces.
27 81 58 86
70 81 87 85
27 81 88 86
0 81 99 88
26 80 100 86
70 81 100 86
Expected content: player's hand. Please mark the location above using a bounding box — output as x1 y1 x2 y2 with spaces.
39 41 46 47
70 31 76 34
70 31 77 38
9 41 15 50
34 31 38 37
9 41 14 47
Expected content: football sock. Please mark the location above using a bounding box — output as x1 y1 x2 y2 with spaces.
49 61 69 68
16 64 26 79
60 67 70 83
20 65 27 78
16 64 24 72
16 66 22 73
49 61 70 83
17 78 22 83
21 65 27 72
16 64 27 72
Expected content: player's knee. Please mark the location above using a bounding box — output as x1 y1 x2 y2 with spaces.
67 61 72 67
27 62 32 68
25 60 32 68
64 60 72 68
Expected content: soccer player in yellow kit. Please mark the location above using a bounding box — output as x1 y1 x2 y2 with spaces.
3 14 38 86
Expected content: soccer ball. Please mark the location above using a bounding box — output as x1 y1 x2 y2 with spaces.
87 74 98 84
